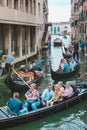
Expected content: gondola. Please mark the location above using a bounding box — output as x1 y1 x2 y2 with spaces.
51 64 80 80
0 86 87 129
54 38 62 46
4 59 45 93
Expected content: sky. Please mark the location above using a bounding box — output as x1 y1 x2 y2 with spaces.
48 0 71 22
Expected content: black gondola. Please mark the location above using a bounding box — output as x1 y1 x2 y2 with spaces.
51 64 80 80
0 86 87 129
4 60 45 93
4 75 44 93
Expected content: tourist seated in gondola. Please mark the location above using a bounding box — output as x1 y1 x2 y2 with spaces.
46 84 64 106
7 92 28 115
41 83 54 106
62 81 73 98
58 58 65 72
66 48 72 56
30 61 42 78
19 65 26 72
68 45 73 53
69 58 77 71
63 59 69 72
57 81 65 92
24 83 40 111
46 85 60 106
30 61 41 72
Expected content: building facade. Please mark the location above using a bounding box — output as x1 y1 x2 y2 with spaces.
0 0 48 66
70 0 87 41
48 22 71 35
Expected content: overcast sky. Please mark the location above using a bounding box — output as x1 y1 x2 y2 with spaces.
48 0 71 22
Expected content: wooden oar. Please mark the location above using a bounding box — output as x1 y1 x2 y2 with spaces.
12 67 30 88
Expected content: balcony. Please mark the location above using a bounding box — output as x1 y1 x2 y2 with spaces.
71 13 79 21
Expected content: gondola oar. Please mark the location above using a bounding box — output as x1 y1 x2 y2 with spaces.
12 67 31 88
61 47 64 57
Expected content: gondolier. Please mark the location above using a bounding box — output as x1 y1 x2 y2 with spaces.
3 51 15 75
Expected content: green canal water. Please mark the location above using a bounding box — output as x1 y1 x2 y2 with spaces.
0 35 87 130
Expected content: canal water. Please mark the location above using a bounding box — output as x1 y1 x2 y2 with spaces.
0 35 87 130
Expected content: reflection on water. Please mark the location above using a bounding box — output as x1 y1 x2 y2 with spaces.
1 35 87 130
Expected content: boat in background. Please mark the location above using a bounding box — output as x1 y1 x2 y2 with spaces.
51 63 80 80
54 38 62 46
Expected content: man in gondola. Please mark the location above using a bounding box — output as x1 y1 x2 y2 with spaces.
7 92 28 115
41 83 54 106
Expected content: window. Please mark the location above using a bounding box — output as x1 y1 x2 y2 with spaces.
54 27 56 34
20 0 23 11
64 26 68 28
57 27 60 32
50 26 53 32
7 0 12 8
0 0 3 6
30 0 32 14
38 3 40 16
74 3 78 12
34 0 36 15
14 0 18 10
25 0 28 12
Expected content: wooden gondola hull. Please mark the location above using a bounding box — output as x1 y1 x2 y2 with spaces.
4 76 43 93
51 65 80 80
0 88 87 129
54 42 62 46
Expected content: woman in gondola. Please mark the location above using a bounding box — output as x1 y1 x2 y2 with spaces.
24 83 40 111
46 84 62 106
63 59 70 73
63 81 73 98
58 58 65 72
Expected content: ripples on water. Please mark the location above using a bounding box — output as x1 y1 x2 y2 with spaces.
7 101 87 130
